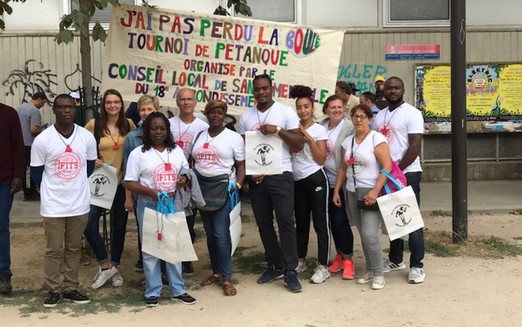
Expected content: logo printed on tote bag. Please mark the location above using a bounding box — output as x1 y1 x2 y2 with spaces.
392 204 412 227
254 143 274 166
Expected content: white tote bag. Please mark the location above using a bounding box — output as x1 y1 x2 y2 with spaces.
245 131 283 175
89 164 118 209
377 171 424 241
142 206 198 264
229 201 242 256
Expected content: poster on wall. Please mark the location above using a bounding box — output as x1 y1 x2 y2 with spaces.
101 4 344 117
415 64 522 133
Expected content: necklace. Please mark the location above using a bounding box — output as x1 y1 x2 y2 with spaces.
203 128 225 149
176 116 195 148
153 147 171 171
55 125 77 153
256 103 274 129
106 128 120 150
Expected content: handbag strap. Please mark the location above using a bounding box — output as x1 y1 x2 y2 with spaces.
380 169 403 194
156 192 176 214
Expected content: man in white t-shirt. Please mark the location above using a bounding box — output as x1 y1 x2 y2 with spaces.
169 88 208 276
238 74 305 293
30 94 97 308
373 76 425 284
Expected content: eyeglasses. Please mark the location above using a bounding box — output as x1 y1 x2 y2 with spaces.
352 114 368 121
105 100 122 105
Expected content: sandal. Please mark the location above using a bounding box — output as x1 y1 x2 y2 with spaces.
201 273 222 286
222 280 237 296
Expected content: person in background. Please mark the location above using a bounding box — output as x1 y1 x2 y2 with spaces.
348 83 360 97
0 103 25 295
374 76 425 284
123 95 160 273
125 102 141 127
320 95 356 280
84 89 136 289
333 104 392 290
169 88 209 276
192 100 245 296
374 75 388 110
359 91 380 130
17 91 47 201
288 85 330 284
335 81 360 117
31 94 97 308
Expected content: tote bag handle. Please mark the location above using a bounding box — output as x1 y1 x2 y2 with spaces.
380 169 404 194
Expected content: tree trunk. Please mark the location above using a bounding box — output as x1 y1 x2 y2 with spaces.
79 0 94 120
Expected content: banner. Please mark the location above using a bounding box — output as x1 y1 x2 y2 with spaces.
102 4 344 116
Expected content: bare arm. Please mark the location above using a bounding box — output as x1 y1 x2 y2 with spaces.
260 123 305 150
30 124 41 136
235 160 246 186
332 148 348 207
399 133 422 171
363 142 393 206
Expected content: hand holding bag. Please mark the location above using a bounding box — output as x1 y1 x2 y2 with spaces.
356 187 380 211
377 170 424 241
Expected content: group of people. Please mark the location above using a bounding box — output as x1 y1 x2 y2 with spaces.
0 74 425 308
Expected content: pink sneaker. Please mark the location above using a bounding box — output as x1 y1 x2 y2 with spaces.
328 254 343 273
342 259 355 280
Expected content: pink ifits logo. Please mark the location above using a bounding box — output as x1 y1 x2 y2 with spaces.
54 152 81 180
379 123 395 143
195 145 220 169
153 163 178 191
325 139 334 160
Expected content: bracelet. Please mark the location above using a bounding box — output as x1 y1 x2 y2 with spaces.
236 182 242 190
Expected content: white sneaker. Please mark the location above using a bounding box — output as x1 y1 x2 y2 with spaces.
408 267 425 284
383 259 406 273
310 264 331 284
356 271 373 284
112 272 124 287
91 266 118 289
371 276 386 290
296 259 307 273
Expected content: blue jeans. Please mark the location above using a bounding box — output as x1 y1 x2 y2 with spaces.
388 172 425 268
329 188 354 259
0 183 14 278
84 184 129 265
200 197 233 280
136 195 186 298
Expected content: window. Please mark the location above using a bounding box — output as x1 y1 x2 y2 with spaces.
384 0 450 27
70 0 136 25
237 0 296 23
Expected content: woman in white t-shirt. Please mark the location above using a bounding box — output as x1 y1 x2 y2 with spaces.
289 85 330 284
191 100 245 296
125 112 196 307
333 104 392 290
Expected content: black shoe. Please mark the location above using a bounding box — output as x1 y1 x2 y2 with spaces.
43 292 60 308
171 293 196 305
63 290 91 304
257 265 284 284
0 275 12 295
23 193 40 202
146 296 159 307
284 270 303 293
182 262 194 276
134 258 144 272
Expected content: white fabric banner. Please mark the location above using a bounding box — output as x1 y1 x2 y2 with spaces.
142 207 198 264
377 186 424 241
229 201 242 256
89 164 118 209
245 131 283 175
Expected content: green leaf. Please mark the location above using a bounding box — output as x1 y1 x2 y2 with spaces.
55 30 75 45
92 22 108 42
0 19 5 31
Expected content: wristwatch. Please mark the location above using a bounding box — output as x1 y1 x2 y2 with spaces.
236 182 242 190
275 126 282 135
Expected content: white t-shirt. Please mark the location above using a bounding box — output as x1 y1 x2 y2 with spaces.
291 123 328 181
342 130 387 192
373 102 423 173
169 116 209 159
125 145 188 192
322 119 345 187
191 128 245 180
238 102 300 173
31 124 97 217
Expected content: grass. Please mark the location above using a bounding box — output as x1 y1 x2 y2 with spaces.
233 246 266 274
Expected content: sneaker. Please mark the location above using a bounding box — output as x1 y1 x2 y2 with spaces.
328 254 343 273
283 271 303 293
341 259 355 280
296 259 307 273
63 290 91 304
310 264 331 284
112 272 124 287
171 293 197 305
0 275 12 295
357 271 373 284
43 292 60 308
371 276 386 290
91 266 118 289
257 265 284 284
134 259 144 272
383 259 406 273
146 296 159 307
408 267 425 284
182 262 194 276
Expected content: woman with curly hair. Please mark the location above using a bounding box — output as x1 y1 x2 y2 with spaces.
289 85 331 284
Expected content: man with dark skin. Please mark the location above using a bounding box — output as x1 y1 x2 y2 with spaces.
374 76 425 284
238 74 304 293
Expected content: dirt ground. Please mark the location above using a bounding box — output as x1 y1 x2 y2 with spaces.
2 211 522 326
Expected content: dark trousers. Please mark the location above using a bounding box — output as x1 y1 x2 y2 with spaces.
294 169 330 266
388 172 425 268
329 187 354 258
23 146 37 197
248 172 298 271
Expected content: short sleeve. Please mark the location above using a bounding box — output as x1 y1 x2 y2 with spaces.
232 132 245 161
30 135 46 167
284 107 300 130
407 108 424 135
124 148 141 182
